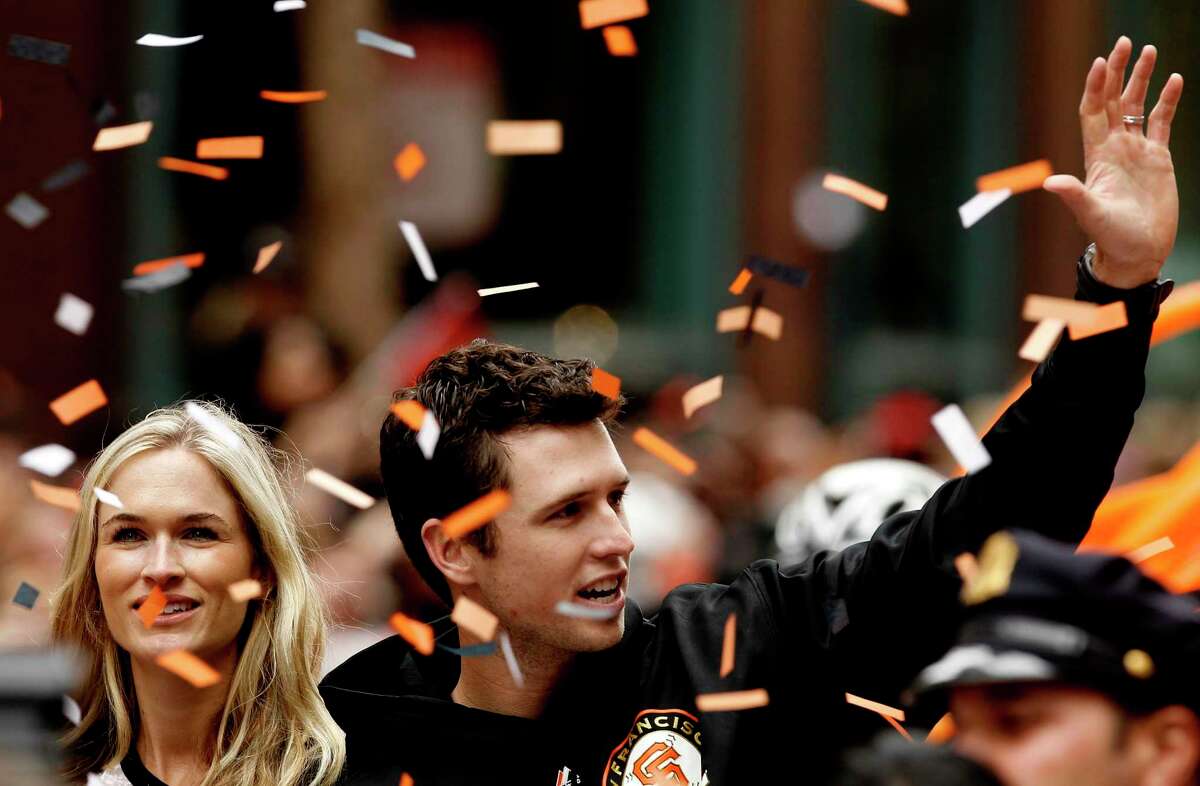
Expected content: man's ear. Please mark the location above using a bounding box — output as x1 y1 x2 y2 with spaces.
1131 705 1200 786
422 518 477 589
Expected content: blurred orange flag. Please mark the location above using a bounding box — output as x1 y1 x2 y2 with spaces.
976 159 1053 195
196 136 264 159
138 586 167 629
49 379 107 425
591 368 621 400
156 650 221 688
260 89 327 103
603 26 637 56
696 689 769 712
443 490 512 540
29 479 80 512
159 157 229 180
632 428 697 476
133 253 205 276
389 611 435 655
579 0 648 29
394 143 426 181
822 174 888 211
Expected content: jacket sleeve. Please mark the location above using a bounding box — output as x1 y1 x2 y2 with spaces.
750 257 1171 700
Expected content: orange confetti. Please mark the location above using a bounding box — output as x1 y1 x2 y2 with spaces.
719 613 736 677
390 400 427 431
845 692 906 721
953 552 979 585
591 367 621 400
885 715 914 741
389 611 435 655
1018 318 1065 363
156 650 221 688
133 253 205 276
486 121 563 155
1068 301 1128 340
196 136 264 159
822 173 888 211
442 490 512 540
859 0 910 14
716 306 751 332
452 596 499 641
49 379 108 425
728 268 752 295
682 375 723 419
253 241 282 274
602 25 638 56
227 579 263 602
632 427 697 476
927 713 957 743
29 479 81 512
579 0 648 29
158 157 229 180
394 143 426 181
260 89 328 103
399 775 414 786
1021 296 1127 341
976 159 1053 195
138 585 167 629
93 121 154 151
695 688 769 712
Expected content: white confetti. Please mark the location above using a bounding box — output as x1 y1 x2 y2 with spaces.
305 468 375 510
185 402 244 451
94 487 123 508
121 263 191 293
19 444 76 477
958 189 1012 229
478 282 540 297
356 29 415 58
55 293 95 336
416 410 441 459
498 631 524 688
1126 536 1174 564
682 375 723 418
274 0 307 9
931 404 992 474
399 221 437 282
63 694 81 726
136 34 204 47
6 192 50 229
554 600 621 620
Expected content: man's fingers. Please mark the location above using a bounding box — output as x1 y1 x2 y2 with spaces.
1121 45 1157 131
1148 72 1184 146
1104 36 1133 130
1080 57 1110 150
1043 175 1096 225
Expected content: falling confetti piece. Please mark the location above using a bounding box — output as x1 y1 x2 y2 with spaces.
452 597 499 640
719 613 736 677
30 479 80 512
591 368 621 400
399 221 438 282
42 159 91 191
305 468 375 510
390 400 427 432
717 305 751 333
8 34 71 66
931 404 992 474
274 0 306 10
63 695 81 726
845 692 906 721
184 402 244 451
1021 295 1098 325
122 264 191 293
954 552 979 584
6 192 50 229
1068 301 1128 341
1018 318 1065 363
356 29 415 58
682 376 723 419
1126 536 1174 564
19 444 75 477
260 89 327 103
859 0 910 15
499 630 524 687
133 252 204 276
394 143 426 181
227 579 263 602
728 269 752 295
695 689 769 712
94 488 123 508
885 716 914 741
578 0 649 29
443 490 512 540
196 136 263 159
959 189 1012 229
55 293 94 336
93 121 153 151
136 34 204 47
389 611 434 655
555 600 621 620
49 379 108 425
156 650 221 688
158 157 229 180
416 411 440 460
632 428 697 476
12 582 39 610
603 25 638 56
750 306 783 340
976 159 1053 195
253 241 283 273
478 282 540 297
747 256 810 288
138 586 167 629
486 121 563 155
822 174 888 211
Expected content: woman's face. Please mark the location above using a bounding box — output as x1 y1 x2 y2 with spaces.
94 447 257 668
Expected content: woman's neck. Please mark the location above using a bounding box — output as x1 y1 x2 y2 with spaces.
129 647 237 786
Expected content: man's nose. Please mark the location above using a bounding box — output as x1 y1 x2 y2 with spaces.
590 505 635 561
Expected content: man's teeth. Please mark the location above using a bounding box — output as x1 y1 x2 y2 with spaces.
578 580 619 599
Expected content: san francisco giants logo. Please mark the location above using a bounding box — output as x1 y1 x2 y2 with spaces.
632 739 688 784
605 708 703 786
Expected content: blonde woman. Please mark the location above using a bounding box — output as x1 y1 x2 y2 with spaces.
52 402 344 786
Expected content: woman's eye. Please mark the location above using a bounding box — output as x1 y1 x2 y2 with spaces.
183 527 218 541
112 527 143 543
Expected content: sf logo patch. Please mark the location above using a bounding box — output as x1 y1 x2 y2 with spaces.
604 709 707 786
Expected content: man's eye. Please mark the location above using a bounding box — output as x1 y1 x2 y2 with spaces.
183 527 218 541
554 502 581 520
113 527 143 543
609 490 626 510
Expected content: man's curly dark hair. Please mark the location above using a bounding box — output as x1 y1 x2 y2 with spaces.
380 339 623 605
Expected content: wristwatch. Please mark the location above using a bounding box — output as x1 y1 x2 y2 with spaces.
1078 243 1174 315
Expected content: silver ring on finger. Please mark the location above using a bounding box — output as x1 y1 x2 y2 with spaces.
1122 114 1146 125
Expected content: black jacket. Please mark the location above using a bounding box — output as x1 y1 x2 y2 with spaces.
321 261 1170 785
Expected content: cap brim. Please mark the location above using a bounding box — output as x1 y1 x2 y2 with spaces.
911 643 1060 696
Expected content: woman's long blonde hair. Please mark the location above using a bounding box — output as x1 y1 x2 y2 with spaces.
52 401 345 786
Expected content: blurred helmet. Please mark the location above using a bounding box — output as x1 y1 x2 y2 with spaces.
774 459 946 564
